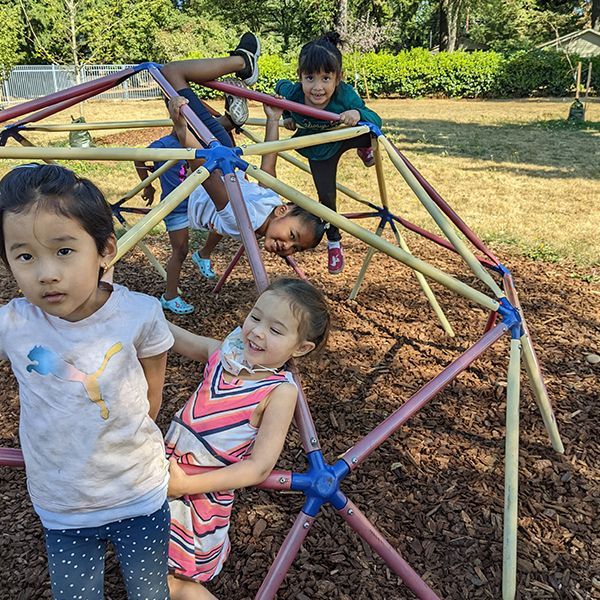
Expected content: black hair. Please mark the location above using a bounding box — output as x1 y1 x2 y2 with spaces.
298 32 343 77
266 278 330 355
0 163 115 266
286 204 326 249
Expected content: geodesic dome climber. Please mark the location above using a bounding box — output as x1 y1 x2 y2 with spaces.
0 64 564 599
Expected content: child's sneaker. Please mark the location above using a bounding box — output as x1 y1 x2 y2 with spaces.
357 146 375 167
222 78 249 128
160 295 194 315
327 245 345 275
231 32 261 86
192 250 216 279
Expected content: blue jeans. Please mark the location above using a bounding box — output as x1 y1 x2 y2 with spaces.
44 502 170 600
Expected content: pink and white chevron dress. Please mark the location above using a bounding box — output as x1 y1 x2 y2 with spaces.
165 349 294 582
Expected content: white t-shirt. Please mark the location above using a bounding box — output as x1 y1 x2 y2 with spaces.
188 171 282 239
0 284 173 520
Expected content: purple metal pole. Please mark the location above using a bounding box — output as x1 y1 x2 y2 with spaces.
149 67 220 147
483 310 498 333
342 323 508 470
386 141 500 265
0 69 135 124
222 174 269 291
283 256 307 280
0 448 24 467
255 512 316 599
212 245 245 294
203 80 341 123
338 498 441 599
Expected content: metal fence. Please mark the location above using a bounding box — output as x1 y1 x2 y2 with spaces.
0 64 162 103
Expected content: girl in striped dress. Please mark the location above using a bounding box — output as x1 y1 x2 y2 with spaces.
165 278 330 600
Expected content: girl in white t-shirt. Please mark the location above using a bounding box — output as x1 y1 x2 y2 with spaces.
0 164 174 599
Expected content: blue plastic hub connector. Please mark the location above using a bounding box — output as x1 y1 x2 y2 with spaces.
497 297 523 339
358 121 383 137
291 451 350 516
194 145 247 175
133 62 162 73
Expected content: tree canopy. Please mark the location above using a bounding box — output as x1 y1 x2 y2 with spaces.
0 0 596 70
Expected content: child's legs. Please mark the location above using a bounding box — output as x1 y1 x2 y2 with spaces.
169 575 218 600
309 154 342 242
161 57 245 92
44 527 107 600
165 225 190 299
109 502 171 600
309 133 375 243
199 230 223 260
176 88 234 149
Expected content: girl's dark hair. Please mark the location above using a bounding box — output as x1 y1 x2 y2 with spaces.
0 164 115 265
298 32 343 76
266 278 331 355
286 204 326 249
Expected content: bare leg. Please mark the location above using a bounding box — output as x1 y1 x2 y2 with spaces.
161 57 245 91
199 231 223 260
168 574 218 600
164 227 189 300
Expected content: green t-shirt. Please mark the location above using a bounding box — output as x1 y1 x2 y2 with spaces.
274 79 382 161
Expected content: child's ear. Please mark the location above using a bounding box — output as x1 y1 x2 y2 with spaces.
274 204 290 218
101 234 118 263
292 340 315 358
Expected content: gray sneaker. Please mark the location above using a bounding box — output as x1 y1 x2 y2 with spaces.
231 32 260 86
222 78 249 128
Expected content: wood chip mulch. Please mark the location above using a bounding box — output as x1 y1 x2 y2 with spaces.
1 227 598 599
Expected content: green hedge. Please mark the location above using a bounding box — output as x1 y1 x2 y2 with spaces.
195 49 595 100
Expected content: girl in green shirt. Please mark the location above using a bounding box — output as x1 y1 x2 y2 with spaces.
275 32 382 275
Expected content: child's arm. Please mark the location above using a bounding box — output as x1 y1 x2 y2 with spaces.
339 84 382 128
133 160 156 206
168 321 221 363
140 351 168 420
167 382 297 496
260 101 284 178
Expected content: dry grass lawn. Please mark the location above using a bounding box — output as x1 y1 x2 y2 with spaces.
1 96 598 267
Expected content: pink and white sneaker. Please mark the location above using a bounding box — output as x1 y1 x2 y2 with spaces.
357 146 375 167
327 245 345 275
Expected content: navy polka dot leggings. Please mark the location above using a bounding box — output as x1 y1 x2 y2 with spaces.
44 501 170 600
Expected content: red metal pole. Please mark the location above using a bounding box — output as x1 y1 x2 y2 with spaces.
0 68 135 124
212 245 245 294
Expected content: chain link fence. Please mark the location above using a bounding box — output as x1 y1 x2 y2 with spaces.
0 64 162 104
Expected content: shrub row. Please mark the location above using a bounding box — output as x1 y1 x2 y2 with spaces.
196 49 598 99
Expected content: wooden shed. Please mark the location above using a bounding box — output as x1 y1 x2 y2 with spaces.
538 28 600 58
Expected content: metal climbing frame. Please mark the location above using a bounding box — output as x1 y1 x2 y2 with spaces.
0 64 564 599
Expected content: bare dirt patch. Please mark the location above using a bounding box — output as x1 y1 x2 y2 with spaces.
1 231 598 599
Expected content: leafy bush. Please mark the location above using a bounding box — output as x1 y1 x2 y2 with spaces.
189 49 597 101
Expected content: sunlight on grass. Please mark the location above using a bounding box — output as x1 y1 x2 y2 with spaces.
1 97 598 266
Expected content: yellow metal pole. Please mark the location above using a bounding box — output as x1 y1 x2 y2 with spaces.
379 135 505 300
113 218 172 286
390 225 455 337
246 164 499 312
503 337 521 600
21 119 173 132
110 166 210 266
349 224 383 300
503 274 564 453
0 146 197 162
240 126 375 210
241 125 370 157
116 159 177 204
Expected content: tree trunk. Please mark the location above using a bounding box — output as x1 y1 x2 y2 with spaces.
592 0 600 30
439 0 463 52
66 0 81 84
